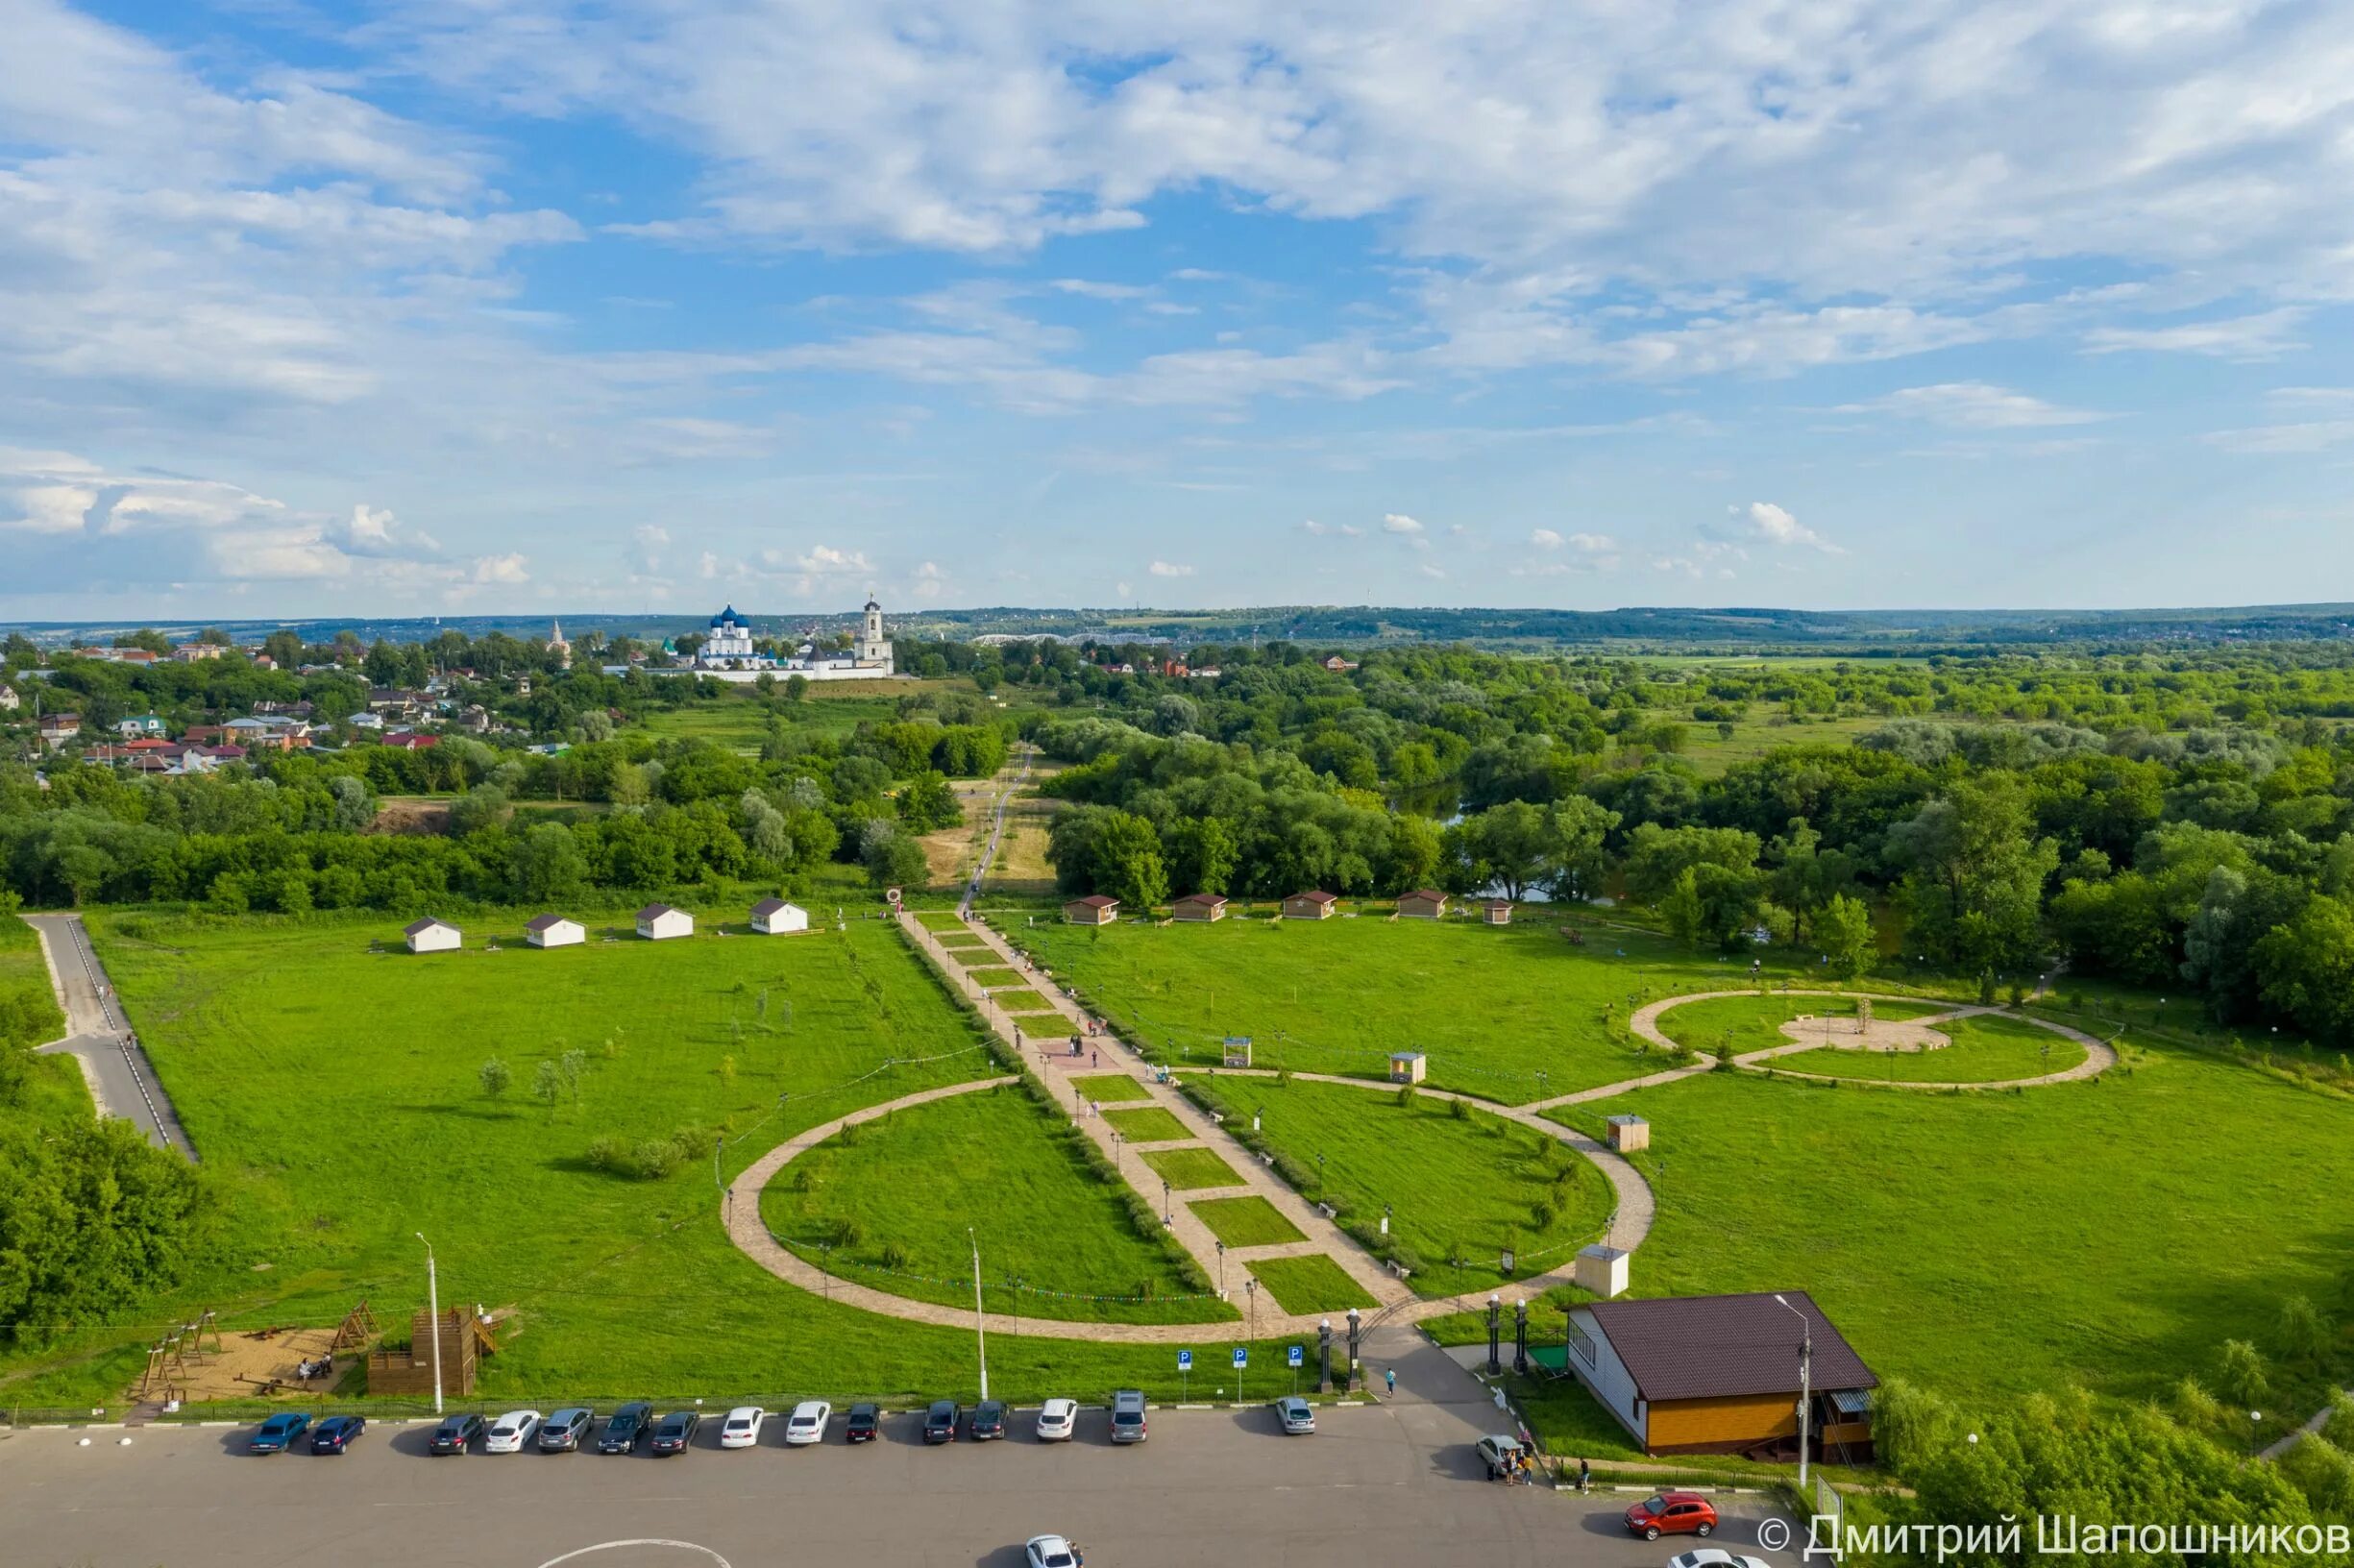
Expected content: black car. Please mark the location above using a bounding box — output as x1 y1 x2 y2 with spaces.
969 1400 1008 1440
649 1409 699 1456
309 1415 366 1454
598 1401 652 1454
845 1403 881 1444
429 1412 485 1455
922 1400 960 1443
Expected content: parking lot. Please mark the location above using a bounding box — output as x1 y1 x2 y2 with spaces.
4 1400 1798 1568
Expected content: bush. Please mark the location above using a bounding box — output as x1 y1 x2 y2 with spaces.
2217 1337 2270 1406
478 1056 511 1097
1448 1094 1472 1121
630 1139 679 1179
1393 1084 1417 1109
585 1136 621 1171
879 1240 909 1269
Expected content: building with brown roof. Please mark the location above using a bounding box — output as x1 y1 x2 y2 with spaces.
1064 894 1118 925
1171 893 1228 922
1282 890 1338 919
1481 898 1512 925
1564 1291 1877 1460
1395 889 1448 919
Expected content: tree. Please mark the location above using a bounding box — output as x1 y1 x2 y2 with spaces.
512 822 589 904
895 771 961 833
1814 893 1876 978
785 674 809 702
2254 894 2354 1046
1091 810 1169 908
2217 1338 2270 1407
1659 862 1769 951
858 820 928 891
1887 776 2059 974
1621 822 1760 904
531 1059 563 1109
479 1057 511 1098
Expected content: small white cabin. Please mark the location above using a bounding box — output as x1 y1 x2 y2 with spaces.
525 914 584 949
636 903 694 941
404 918 460 954
750 898 809 935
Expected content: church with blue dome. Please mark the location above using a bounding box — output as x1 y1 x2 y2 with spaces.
687 600 895 679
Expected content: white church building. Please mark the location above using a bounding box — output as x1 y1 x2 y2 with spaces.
675 600 897 683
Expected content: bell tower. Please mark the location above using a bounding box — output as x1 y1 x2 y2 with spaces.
856 595 894 673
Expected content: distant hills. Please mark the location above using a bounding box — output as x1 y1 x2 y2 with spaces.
7 601 2354 652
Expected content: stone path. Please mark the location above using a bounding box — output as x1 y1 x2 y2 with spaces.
1620 989 2117 1091
20 912 194 1158
723 949 2118 1339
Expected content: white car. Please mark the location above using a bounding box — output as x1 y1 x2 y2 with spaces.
1034 1398 1078 1442
1668 1551 1772 1568
783 1400 831 1446
482 1410 541 1454
1025 1535 1084 1568
719 1406 766 1449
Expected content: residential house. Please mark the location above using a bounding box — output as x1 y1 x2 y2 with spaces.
1395 889 1449 919
749 898 810 935
381 732 439 751
635 903 694 941
37 713 81 748
1063 894 1119 925
115 714 167 738
1282 890 1338 919
524 915 584 949
1322 654 1359 673
170 643 226 661
0 685 19 712
1564 1291 1877 1460
404 917 462 954
182 724 230 746
348 711 385 731
1171 893 1228 922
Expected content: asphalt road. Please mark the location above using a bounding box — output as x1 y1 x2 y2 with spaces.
3 1404 1798 1568
22 911 193 1157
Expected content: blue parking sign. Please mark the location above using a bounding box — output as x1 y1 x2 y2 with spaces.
1233 1347 1249 1369
1287 1344 1304 1368
1177 1350 1192 1371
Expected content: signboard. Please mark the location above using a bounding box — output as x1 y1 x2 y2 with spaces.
1177 1350 1192 1371
1232 1347 1248 1369
885 887 903 905
1287 1345 1304 1369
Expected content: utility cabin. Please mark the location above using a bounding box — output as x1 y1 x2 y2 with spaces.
636 903 694 941
1395 890 1449 920
1223 1037 1254 1067
1172 893 1229 922
1282 890 1338 919
1482 899 1513 925
1388 1051 1428 1084
1064 894 1119 926
1563 1291 1876 1461
404 918 460 954
525 914 583 949
750 897 809 935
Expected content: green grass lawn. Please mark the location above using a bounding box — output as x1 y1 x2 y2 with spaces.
1651 992 1949 1060
1070 1073 1154 1104
915 912 969 933
1007 919 1832 1102
760 1082 1228 1325
993 990 1060 1014
1773 1011 2089 1083
0 909 1284 1412
934 934 990 950
1247 1253 1375 1313
1187 1078 1614 1297
1547 1048 2354 1429
1102 1107 1192 1142
1140 1145 1244 1190
634 691 913 748
1189 1195 1306 1248
944 946 1002 967
2 913 65 1046
967 967 1025 989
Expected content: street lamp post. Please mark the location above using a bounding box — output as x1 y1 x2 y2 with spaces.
1346 1305 1362 1392
1162 1179 1172 1227
1485 1292 1502 1376
1112 1130 1122 1172
1318 1317 1335 1394
414 1232 442 1417
1216 1239 1227 1298
1774 1293 1813 1491
969 1227 990 1403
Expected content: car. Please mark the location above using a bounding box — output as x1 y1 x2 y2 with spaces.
308 1415 366 1454
1034 1398 1078 1442
649 1409 699 1455
845 1402 881 1444
428 1412 484 1455
538 1407 594 1452
1668 1551 1772 1568
598 1402 652 1454
483 1409 543 1455
1109 1389 1147 1444
1275 1395 1316 1434
784 1400 832 1446
922 1400 960 1443
1626 1492 1719 1542
969 1399 1008 1440
1475 1433 1527 1479
1025 1534 1085 1568
248 1412 311 1454
719 1406 765 1449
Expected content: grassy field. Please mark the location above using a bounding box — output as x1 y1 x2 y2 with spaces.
1101 1106 1191 1142
1008 919 1813 1102
1189 1195 1306 1248
2 913 65 1046
1653 994 2087 1081
967 967 1025 989
760 1082 1228 1325
1140 1145 1244 1190
1548 1048 2354 1435
1774 1011 2089 1082
1070 1073 1153 1104
993 991 1061 1014
1246 1253 1375 1314
634 690 918 749
981 762 1065 894
1187 1077 1615 1298
915 912 969 934
0 909 1293 1411
1631 710 1891 777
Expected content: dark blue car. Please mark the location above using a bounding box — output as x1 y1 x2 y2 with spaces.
250 1412 312 1454
309 1415 366 1454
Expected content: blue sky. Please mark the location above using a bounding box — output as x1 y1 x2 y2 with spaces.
4 0 2352 619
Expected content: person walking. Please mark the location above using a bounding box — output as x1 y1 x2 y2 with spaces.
1384 1367 1396 1397
1578 1457 1590 1493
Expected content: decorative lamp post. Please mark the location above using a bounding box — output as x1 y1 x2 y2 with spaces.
1318 1317 1335 1394
1346 1306 1363 1392
1485 1292 1503 1376
1513 1298 1530 1377
1215 1239 1227 1298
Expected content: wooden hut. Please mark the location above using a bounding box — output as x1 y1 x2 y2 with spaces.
1481 899 1512 925
1282 891 1338 919
1172 893 1229 922
1063 894 1119 925
1396 890 1449 920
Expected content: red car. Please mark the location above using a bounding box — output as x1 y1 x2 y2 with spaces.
1625 1492 1718 1541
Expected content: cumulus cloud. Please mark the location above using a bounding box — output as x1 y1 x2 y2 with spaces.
1837 382 2108 429
1148 560 1193 577
1712 501 1842 553
1517 528 1620 575
910 559 948 600
1302 519 1363 538
472 551 530 584
1382 513 1424 535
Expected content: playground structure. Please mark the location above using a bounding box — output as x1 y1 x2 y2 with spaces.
133 1301 381 1404
365 1306 502 1398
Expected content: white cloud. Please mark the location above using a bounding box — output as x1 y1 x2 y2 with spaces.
1837 382 2109 429
910 559 948 600
1712 501 1842 553
1382 513 1424 535
1148 560 1193 577
1302 519 1363 538
1517 529 1619 576
788 544 875 577
2205 421 2354 454
1416 563 1447 580
1531 527 1563 549
471 551 530 584
2081 309 2309 361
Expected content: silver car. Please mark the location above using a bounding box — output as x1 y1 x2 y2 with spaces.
1274 1395 1315 1434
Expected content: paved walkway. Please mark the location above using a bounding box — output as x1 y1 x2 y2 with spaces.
2259 1391 2344 1461
20 912 194 1158
1620 989 2117 1091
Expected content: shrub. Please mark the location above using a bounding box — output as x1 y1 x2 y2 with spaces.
631 1139 679 1179
2217 1338 2270 1406
585 1136 620 1171
1530 1200 1558 1231
1448 1094 1472 1121
1393 1084 1417 1109
2279 1294 2331 1363
879 1240 909 1269
478 1056 511 1097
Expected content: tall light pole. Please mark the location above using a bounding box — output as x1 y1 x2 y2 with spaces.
969 1227 990 1402
415 1232 442 1416
1775 1293 1812 1491
1215 1239 1226 1297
